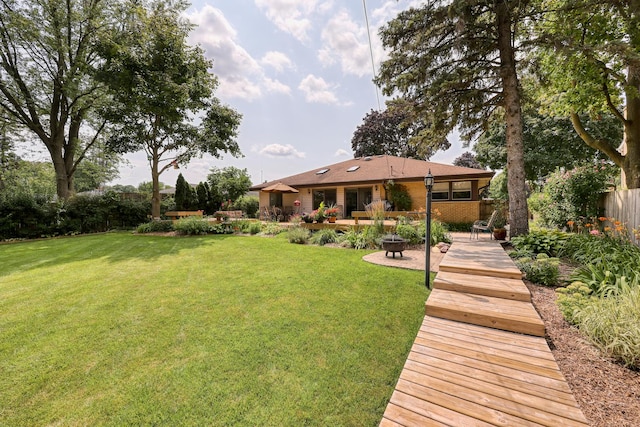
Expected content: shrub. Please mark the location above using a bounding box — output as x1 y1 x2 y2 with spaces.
339 226 381 249
136 220 174 233
569 263 640 298
510 229 568 257
287 226 311 244
556 282 597 325
531 162 616 228
573 286 640 368
174 217 210 235
429 219 452 245
261 222 283 236
248 222 262 235
385 180 412 211
310 229 339 246
515 255 560 286
233 195 259 218
395 222 421 244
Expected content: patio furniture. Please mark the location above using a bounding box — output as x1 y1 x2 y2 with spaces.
470 210 498 239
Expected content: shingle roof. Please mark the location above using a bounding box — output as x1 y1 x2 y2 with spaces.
250 155 493 190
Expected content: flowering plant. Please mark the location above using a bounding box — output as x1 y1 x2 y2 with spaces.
324 204 339 217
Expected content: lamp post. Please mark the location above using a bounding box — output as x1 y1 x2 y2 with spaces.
424 170 434 288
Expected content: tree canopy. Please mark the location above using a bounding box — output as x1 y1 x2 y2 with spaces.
207 166 252 205
453 152 484 170
95 0 242 218
0 0 115 199
474 111 620 181
531 0 640 188
351 100 448 160
377 1 530 235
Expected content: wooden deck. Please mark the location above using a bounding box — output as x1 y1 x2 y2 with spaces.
381 241 589 426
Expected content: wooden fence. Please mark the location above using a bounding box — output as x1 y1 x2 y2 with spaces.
602 189 640 245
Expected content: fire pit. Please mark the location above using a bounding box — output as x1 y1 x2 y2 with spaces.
381 234 408 258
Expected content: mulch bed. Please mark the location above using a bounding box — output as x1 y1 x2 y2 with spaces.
525 280 640 427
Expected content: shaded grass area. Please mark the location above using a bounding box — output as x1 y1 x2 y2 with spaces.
0 233 428 426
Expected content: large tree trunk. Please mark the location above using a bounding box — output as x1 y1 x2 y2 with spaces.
47 135 74 200
151 147 162 219
623 68 640 189
496 2 529 237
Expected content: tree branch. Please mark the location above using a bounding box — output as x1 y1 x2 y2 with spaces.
570 112 624 166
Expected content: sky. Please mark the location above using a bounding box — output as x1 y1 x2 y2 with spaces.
111 0 465 188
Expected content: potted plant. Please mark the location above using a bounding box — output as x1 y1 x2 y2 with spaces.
325 204 339 223
301 212 314 223
492 208 507 240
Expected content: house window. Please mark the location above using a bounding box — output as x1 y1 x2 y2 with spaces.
432 182 449 200
452 181 472 200
269 192 283 207
313 189 337 209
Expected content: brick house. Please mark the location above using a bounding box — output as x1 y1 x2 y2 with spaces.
250 155 494 224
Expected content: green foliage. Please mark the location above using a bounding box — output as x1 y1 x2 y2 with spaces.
232 195 259 218
510 229 569 257
173 217 210 235
532 163 616 228
573 287 640 368
137 220 174 234
207 166 252 206
248 221 262 235
95 1 241 217
339 226 383 250
0 0 111 199
474 112 617 181
261 222 283 236
351 99 439 159
428 219 452 246
489 171 508 202
385 180 412 211
570 263 640 299
395 222 421 244
556 282 597 325
515 255 560 286
310 229 339 246
287 226 311 244
174 174 189 210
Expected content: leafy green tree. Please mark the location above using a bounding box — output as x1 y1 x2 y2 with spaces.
474 111 619 181
0 0 115 199
196 182 210 213
531 0 640 188
377 1 530 236
95 0 242 218
207 166 252 205
453 152 484 170
174 173 189 211
0 159 56 199
351 100 448 160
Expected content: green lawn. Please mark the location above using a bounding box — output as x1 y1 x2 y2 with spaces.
0 233 428 426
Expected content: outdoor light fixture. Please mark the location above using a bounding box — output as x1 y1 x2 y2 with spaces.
424 170 434 288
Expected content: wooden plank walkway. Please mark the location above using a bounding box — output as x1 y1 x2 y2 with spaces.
381 241 589 426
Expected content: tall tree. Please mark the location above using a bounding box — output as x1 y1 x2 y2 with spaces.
95 0 242 218
453 152 484 170
474 111 620 181
207 166 252 204
377 1 530 236
0 0 113 199
531 0 640 188
351 100 448 160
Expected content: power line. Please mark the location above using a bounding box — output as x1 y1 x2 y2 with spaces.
363 0 381 111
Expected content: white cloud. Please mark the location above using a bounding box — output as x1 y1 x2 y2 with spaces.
298 74 340 105
255 0 320 42
260 143 306 158
260 51 294 72
185 6 292 101
318 10 371 77
263 77 291 95
334 148 350 157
